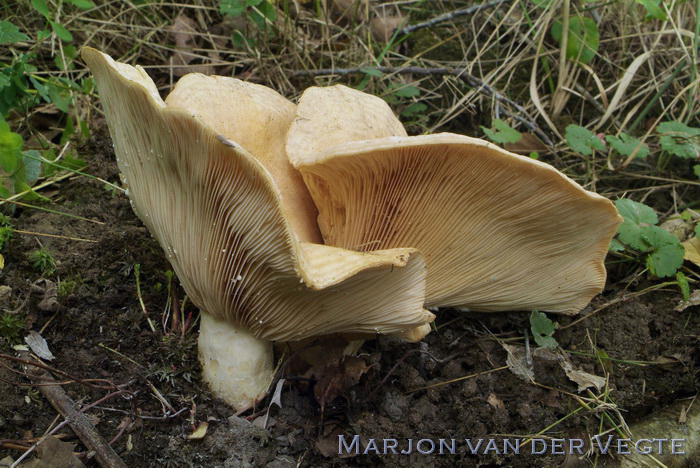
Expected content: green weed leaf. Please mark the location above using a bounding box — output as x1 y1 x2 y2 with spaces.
615 198 657 250
656 122 700 159
400 102 427 117
565 124 604 155
609 238 626 252
605 133 649 159
50 21 73 42
551 16 599 64
641 225 685 277
635 0 667 20
676 272 690 301
482 119 522 145
0 21 30 44
394 85 421 98
31 0 50 18
530 311 558 348
65 0 96 10
0 120 22 173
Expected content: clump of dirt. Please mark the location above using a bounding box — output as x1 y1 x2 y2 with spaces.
0 131 698 467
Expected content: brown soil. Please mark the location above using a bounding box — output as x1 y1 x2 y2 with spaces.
0 131 698 467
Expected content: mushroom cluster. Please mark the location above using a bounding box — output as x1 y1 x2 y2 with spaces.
82 48 622 411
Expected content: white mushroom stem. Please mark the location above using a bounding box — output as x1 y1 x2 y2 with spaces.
198 312 273 410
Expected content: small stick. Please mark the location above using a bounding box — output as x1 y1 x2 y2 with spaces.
396 0 509 36
23 360 128 468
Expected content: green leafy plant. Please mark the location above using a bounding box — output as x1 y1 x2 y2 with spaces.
530 310 558 348
481 119 522 145
550 15 599 65
605 133 650 159
220 0 278 48
656 121 700 160
613 199 685 277
0 121 42 198
30 246 57 276
635 0 668 21
0 312 25 344
565 124 605 155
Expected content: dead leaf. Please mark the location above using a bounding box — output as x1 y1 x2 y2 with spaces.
188 421 208 440
676 290 700 311
501 343 534 382
314 355 369 414
24 331 54 361
315 422 357 458
487 393 505 409
504 132 549 155
682 237 700 267
168 15 214 77
330 0 368 22
370 13 404 42
36 280 58 312
559 359 606 393
17 436 84 468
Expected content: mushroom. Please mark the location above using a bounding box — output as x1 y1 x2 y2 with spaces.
81 48 434 410
287 85 622 314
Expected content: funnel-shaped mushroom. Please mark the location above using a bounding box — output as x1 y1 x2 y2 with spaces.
287 85 622 314
82 49 433 410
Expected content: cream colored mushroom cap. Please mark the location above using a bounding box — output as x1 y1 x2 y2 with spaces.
293 133 623 314
286 84 407 166
81 47 433 341
165 75 320 243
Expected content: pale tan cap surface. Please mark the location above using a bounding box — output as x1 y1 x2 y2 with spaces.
293 133 623 314
81 48 433 341
286 84 407 166
165 74 320 243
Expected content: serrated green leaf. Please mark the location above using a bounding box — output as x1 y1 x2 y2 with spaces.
605 133 650 159
482 119 522 145
31 0 50 17
394 85 421 98
65 0 96 10
609 238 626 252
615 198 658 251
657 121 700 137
677 272 690 301
635 0 667 20
565 124 604 155
50 21 73 42
646 243 685 277
659 135 700 159
0 21 30 44
641 225 685 277
551 16 599 64
0 120 22 173
530 310 558 348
